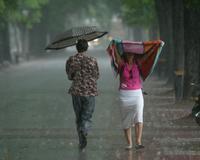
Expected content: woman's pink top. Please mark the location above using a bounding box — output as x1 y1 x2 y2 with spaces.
119 62 142 90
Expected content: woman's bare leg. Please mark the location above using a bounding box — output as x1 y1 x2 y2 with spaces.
135 122 143 145
124 127 132 146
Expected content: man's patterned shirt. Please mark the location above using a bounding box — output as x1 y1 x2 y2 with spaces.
66 53 99 96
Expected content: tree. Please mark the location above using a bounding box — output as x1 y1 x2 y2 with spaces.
29 0 87 54
155 0 175 85
171 0 185 100
121 0 158 40
0 0 18 63
10 0 49 59
154 0 200 99
85 0 121 29
30 0 121 53
0 0 49 63
183 0 200 98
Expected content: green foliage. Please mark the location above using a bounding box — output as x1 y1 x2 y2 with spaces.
0 0 18 18
0 0 5 14
40 0 85 33
82 0 122 29
86 2 114 28
121 0 156 27
1 0 122 33
23 0 48 8
184 0 200 9
40 0 121 34
14 0 49 28
0 0 49 28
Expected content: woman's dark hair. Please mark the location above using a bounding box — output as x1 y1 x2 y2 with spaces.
76 39 88 52
122 52 134 63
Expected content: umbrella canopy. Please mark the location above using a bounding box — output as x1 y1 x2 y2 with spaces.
106 39 165 81
46 26 108 50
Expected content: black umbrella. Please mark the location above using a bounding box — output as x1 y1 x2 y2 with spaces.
45 26 108 50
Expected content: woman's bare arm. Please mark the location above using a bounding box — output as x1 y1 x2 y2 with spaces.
114 45 123 66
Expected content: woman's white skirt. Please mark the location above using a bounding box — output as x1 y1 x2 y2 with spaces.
119 89 144 129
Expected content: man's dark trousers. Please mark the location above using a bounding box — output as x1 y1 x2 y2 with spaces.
72 95 95 148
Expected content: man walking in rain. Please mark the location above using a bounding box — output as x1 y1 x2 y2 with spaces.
66 39 99 150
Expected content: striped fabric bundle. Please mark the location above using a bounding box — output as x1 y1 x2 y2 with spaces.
106 39 164 81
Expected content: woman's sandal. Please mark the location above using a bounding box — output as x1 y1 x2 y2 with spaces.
135 144 145 150
125 144 132 150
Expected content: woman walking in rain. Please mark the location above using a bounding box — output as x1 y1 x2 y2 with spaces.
115 51 144 150
107 39 164 150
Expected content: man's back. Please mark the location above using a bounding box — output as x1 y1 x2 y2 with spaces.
66 53 99 96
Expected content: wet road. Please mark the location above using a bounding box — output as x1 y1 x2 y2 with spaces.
0 50 200 160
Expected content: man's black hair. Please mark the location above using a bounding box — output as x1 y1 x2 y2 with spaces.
76 39 88 53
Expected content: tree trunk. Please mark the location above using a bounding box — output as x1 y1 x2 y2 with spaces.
29 23 48 55
14 24 22 54
23 28 30 60
172 0 185 100
183 6 200 98
29 6 50 56
155 0 174 84
0 30 4 63
0 20 11 63
18 24 30 60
